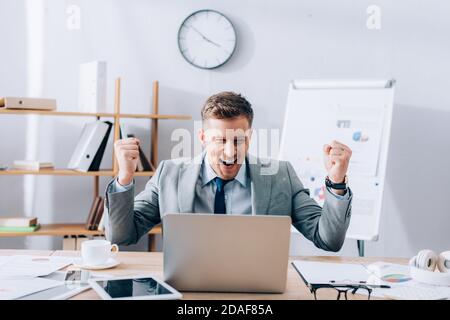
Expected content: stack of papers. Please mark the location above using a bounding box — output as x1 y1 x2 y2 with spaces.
0 255 74 300
366 262 450 300
292 260 450 300
0 255 74 278
0 278 63 300
382 286 450 300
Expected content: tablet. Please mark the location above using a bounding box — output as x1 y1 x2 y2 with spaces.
89 274 182 300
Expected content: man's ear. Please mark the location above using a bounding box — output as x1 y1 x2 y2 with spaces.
247 128 253 143
198 127 206 146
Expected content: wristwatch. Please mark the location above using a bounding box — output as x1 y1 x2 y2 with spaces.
325 175 348 190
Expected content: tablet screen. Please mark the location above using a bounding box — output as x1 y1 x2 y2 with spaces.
95 277 173 298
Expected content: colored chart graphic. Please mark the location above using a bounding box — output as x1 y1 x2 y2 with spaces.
352 131 369 142
381 274 412 283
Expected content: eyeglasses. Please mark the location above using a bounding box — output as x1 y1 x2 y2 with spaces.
309 284 373 300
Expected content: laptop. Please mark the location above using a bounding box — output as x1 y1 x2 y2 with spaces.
162 213 291 293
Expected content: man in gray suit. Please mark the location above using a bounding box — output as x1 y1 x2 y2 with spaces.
104 92 353 252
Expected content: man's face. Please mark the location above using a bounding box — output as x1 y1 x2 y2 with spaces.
199 116 252 180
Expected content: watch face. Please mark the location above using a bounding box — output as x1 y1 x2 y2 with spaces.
178 10 237 69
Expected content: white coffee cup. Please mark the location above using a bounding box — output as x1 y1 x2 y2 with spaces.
81 240 119 266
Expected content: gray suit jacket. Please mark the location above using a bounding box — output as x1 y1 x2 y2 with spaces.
104 154 353 252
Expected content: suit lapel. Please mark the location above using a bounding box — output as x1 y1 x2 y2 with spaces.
247 154 272 215
177 153 203 213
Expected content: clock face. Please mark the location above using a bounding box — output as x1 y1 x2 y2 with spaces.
178 10 237 69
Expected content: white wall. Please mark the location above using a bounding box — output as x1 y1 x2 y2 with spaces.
0 0 449 257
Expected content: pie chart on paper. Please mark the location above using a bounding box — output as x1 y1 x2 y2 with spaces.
381 274 412 283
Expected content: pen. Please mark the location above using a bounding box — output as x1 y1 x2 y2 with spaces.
358 281 391 289
329 280 391 289
368 284 391 289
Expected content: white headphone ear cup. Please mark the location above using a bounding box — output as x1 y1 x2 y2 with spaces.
416 250 437 271
409 256 417 267
437 251 450 273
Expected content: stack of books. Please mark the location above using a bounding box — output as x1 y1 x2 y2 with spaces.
0 96 57 111
0 217 40 232
85 196 105 231
12 160 54 171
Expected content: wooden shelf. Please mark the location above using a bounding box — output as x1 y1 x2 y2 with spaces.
0 223 162 237
134 171 156 177
0 169 155 177
0 109 191 120
119 113 191 120
0 79 170 251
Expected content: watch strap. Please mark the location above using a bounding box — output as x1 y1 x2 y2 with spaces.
325 176 347 190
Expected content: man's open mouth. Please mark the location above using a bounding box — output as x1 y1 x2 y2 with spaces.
220 159 237 167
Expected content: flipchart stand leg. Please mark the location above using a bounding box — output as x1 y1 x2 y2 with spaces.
357 240 365 257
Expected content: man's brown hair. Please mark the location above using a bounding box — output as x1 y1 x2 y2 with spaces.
201 92 254 126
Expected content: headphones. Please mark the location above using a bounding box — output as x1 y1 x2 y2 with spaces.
409 250 450 286
409 250 450 273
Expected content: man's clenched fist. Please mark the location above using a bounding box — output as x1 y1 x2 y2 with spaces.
323 140 352 194
115 138 140 186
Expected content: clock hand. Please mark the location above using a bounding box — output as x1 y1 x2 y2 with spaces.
190 26 208 41
190 26 222 48
205 37 221 48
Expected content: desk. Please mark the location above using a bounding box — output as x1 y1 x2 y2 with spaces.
0 250 407 300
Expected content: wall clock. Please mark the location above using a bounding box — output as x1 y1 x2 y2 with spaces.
178 10 237 69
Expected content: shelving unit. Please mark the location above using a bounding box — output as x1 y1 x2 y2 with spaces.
0 109 191 120
0 224 162 237
0 78 191 251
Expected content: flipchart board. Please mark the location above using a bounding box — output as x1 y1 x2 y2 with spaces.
279 79 395 242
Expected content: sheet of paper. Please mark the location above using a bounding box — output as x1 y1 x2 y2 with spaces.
292 260 372 285
378 286 450 300
364 261 450 299
0 255 74 278
293 260 450 300
0 278 63 300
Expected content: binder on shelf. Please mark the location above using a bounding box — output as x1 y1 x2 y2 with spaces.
139 144 153 171
97 200 106 232
75 236 89 251
85 196 104 231
78 61 107 113
123 132 153 172
92 197 104 230
63 235 77 250
85 196 101 230
68 121 112 172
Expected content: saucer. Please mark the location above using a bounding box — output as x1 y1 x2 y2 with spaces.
73 258 120 270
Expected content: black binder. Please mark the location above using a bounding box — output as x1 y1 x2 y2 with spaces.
88 121 112 171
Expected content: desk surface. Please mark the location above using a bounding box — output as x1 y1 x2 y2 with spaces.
0 250 407 300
